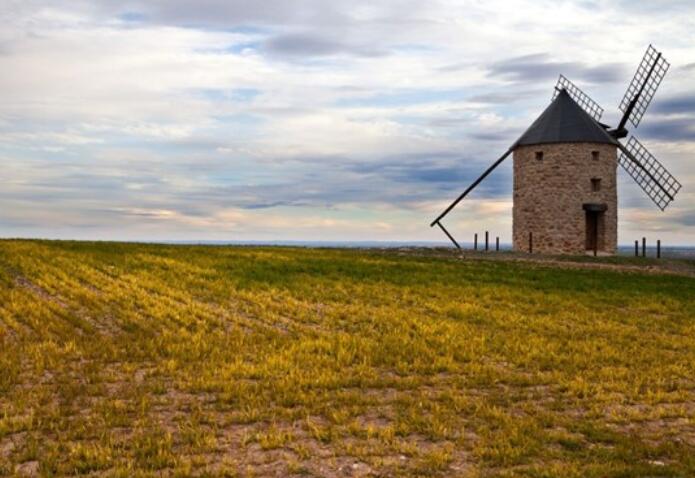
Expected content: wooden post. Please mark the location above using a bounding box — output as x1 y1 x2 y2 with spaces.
635 240 639 257
594 238 597 257
642 237 646 257
485 231 489 251
474 233 478 251
529 232 533 254
496 237 500 252
435 221 461 250
657 239 661 259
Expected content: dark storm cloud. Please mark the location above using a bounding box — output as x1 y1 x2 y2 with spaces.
127 150 514 216
582 63 627 83
488 53 626 84
347 152 511 196
352 161 469 184
651 94 695 115
470 131 519 143
638 117 695 142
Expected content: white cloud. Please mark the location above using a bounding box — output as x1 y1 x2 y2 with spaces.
0 0 693 243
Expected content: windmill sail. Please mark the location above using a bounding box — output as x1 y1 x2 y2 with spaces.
619 45 670 128
618 136 681 210
553 75 604 121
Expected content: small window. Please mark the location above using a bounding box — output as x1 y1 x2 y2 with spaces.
535 151 543 161
591 178 601 192
592 151 600 161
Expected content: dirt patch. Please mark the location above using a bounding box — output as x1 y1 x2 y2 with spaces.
0 438 16 459
14 276 68 307
15 460 39 477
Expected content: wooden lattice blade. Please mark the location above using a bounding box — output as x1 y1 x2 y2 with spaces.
618 136 681 210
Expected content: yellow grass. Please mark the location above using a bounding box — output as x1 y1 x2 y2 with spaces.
0 239 694 476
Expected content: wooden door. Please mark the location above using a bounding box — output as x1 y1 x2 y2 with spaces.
585 211 598 251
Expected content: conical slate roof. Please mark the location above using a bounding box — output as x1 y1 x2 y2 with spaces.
513 89 618 148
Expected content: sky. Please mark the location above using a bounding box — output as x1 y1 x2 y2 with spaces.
1 0 694 244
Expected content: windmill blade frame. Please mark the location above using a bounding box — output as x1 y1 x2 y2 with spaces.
618 136 681 210
553 75 604 121
618 45 670 129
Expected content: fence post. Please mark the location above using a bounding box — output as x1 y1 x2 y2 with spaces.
474 233 478 251
496 237 500 252
635 240 638 257
642 237 646 257
657 239 661 259
485 231 489 251
529 232 533 254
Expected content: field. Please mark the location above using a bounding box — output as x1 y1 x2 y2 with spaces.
1 240 694 477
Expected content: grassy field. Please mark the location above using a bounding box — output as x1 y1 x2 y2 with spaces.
0 240 694 477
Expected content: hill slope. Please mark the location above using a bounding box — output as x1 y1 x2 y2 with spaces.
1 240 694 477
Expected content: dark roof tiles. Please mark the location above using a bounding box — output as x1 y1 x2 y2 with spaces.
513 89 618 148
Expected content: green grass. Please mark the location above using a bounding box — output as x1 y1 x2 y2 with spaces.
0 239 693 477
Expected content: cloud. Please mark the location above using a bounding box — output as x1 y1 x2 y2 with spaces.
346 152 512 199
264 34 349 57
129 1 348 29
262 33 387 59
638 117 695 142
468 89 544 105
242 201 305 210
651 93 695 115
0 0 693 243
673 210 695 227
0 41 12 55
487 53 626 85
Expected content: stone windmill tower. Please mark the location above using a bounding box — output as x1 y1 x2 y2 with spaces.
431 46 682 255
511 90 619 254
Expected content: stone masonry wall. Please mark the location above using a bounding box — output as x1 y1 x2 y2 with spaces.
512 143 618 255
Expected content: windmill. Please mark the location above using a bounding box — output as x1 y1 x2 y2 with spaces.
430 45 682 255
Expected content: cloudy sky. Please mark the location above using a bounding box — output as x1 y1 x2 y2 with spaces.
1 0 694 244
